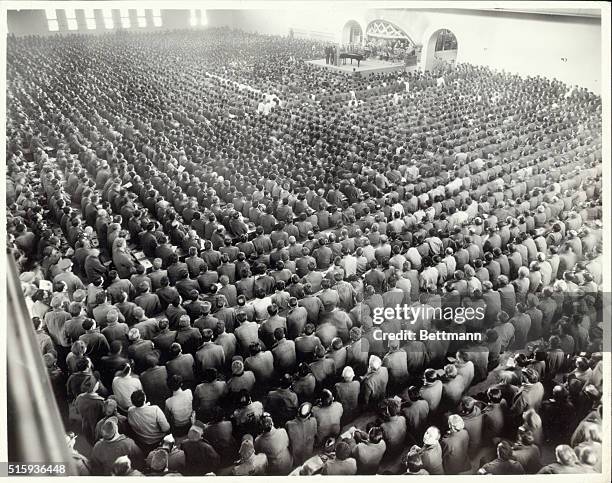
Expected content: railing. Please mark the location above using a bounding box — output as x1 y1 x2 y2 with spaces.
6 258 78 473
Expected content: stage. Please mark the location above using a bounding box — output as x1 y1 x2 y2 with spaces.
306 57 406 77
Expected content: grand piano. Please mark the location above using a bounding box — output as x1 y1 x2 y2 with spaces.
339 52 365 67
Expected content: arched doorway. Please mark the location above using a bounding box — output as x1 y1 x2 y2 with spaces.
365 19 417 64
424 28 458 71
342 20 363 47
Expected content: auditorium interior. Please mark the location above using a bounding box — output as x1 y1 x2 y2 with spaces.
4 4 607 478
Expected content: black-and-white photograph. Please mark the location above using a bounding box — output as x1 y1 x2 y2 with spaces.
2 1 609 479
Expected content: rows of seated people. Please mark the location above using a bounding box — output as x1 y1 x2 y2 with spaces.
6 28 603 476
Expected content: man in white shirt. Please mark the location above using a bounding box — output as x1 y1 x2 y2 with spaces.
164 375 194 437
127 390 170 453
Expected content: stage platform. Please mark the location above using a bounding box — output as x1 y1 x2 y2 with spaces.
306 58 406 77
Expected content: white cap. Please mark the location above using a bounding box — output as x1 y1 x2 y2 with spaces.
342 366 355 381
368 355 382 371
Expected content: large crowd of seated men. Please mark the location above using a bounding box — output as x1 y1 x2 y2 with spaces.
6 27 603 476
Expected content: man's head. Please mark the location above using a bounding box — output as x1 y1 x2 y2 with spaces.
130 389 146 408
447 414 465 432
106 309 119 325
111 456 133 476
168 374 183 392
101 418 119 441
82 318 95 331
273 326 285 342
422 426 440 445
80 375 98 394
522 367 539 384
128 327 141 342
168 341 184 359
496 440 514 461
149 448 169 473
335 441 351 461
203 368 217 383
202 328 213 342
555 444 579 466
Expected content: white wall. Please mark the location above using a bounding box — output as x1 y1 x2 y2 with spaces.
457 13 601 94
7 10 47 35
207 7 369 42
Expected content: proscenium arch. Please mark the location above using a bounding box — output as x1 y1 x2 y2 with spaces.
422 28 459 71
342 20 363 45
365 19 415 45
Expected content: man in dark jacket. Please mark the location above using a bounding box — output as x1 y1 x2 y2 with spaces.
127 328 157 373
91 419 143 475
84 250 107 284
264 374 299 428
382 339 409 393
441 414 471 474
510 368 544 422
308 344 335 391
152 319 177 364
140 354 171 411
286 402 318 466
99 340 129 389
361 355 389 408
135 282 162 317
175 315 202 356
156 276 180 311
181 424 221 476
75 376 105 445
185 246 206 278
478 440 525 474
195 329 226 375
165 342 196 390
79 318 110 366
